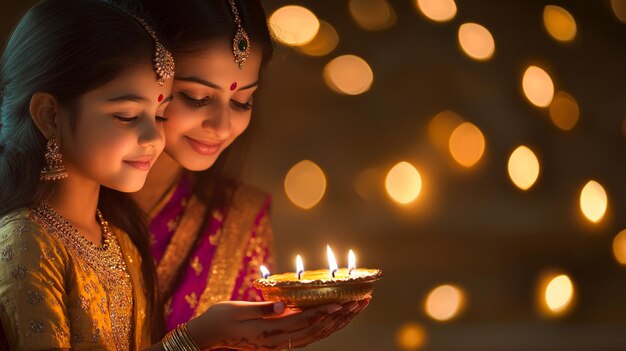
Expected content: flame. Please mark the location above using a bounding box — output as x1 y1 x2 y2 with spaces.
348 250 356 274
327 245 339 278
260 265 270 279
296 255 304 280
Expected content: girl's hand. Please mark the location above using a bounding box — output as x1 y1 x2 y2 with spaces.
186 300 362 350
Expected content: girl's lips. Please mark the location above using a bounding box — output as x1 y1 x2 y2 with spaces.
185 136 222 156
123 160 152 170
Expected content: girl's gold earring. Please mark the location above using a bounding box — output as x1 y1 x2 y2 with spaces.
40 137 68 181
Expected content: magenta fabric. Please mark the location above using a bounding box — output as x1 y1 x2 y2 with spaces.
150 175 271 331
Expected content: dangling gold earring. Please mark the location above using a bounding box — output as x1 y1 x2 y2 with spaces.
40 137 68 181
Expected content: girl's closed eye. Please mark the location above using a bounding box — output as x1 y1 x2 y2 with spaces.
114 114 140 124
178 92 211 108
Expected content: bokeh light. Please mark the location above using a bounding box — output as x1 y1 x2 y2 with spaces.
541 274 575 314
579 180 608 223
612 229 626 265
415 0 457 22
610 0 626 23
522 66 555 108
549 91 579 131
543 5 577 42
507 145 540 190
297 20 339 57
428 110 464 151
424 284 465 321
396 323 427 350
349 0 397 31
324 55 374 95
269 5 320 46
284 160 327 210
458 23 495 61
385 162 422 205
448 122 486 168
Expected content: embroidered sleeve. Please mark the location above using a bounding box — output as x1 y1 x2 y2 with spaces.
233 197 275 301
0 216 71 349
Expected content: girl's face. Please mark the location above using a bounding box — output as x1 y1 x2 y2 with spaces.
162 42 262 171
60 64 173 192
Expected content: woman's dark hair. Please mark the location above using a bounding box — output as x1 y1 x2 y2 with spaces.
0 0 165 341
117 0 274 259
105 0 273 329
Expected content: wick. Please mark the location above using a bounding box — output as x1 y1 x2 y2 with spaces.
331 269 337 278
298 271 302 280
349 268 354 276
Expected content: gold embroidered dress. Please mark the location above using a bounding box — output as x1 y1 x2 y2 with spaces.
0 207 151 350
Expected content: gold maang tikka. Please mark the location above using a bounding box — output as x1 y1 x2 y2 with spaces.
134 17 175 86
227 0 251 70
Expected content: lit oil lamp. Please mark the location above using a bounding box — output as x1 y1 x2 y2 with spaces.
254 245 383 309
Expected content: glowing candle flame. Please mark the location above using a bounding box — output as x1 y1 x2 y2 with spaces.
260 265 270 279
327 245 338 278
296 255 304 280
348 250 356 275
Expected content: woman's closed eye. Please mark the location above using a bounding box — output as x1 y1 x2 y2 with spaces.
114 114 168 124
231 99 253 111
178 92 211 108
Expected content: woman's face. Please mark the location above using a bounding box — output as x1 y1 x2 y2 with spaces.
60 64 173 192
162 42 262 171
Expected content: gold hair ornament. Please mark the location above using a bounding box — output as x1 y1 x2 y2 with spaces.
227 0 251 70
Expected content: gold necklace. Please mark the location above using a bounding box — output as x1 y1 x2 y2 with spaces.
32 201 133 350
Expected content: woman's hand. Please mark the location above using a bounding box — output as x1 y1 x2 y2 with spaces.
186 299 367 350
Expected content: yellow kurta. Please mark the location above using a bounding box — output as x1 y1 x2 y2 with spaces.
0 208 151 350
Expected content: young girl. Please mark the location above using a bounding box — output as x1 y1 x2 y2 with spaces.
120 0 369 348
0 1 349 349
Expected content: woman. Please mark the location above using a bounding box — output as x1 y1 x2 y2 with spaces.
123 0 369 348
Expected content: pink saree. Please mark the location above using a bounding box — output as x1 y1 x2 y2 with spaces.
149 174 273 331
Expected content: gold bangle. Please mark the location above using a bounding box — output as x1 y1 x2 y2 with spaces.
162 323 200 351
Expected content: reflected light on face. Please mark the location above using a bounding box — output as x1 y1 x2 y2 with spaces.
549 91 579 131
458 23 495 61
579 180 608 223
448 122 485 168
297 20 339 57
324 55 374 95
611 0 626 23
385 162 422 205
269 5 320 46
507 145 540 190
349 0 397 31
543 5 577 42
415 0 457 22
428 110 463 151
424 284 465 321
522 66 555 108
396 322 427 350
284 160 327 210
612 229 626 265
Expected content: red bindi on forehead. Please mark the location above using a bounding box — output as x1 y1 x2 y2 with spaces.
230 82 237 91
158 94 163 102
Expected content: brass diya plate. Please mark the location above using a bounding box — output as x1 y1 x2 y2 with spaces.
253 268 383 309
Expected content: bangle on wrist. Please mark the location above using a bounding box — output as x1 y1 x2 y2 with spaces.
162 323 200 351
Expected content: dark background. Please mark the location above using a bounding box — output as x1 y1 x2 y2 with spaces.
3 0 626 350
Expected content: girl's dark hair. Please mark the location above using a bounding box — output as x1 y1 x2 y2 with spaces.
0 0 165 341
